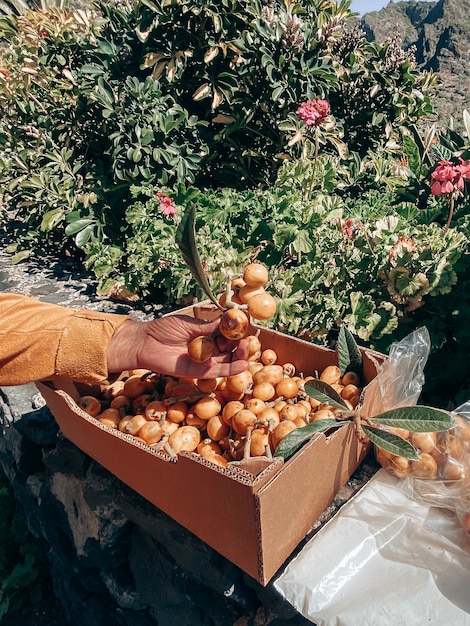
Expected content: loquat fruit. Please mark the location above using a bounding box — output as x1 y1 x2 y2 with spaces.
219 308 249 340
188 335 214 362
340 371 361 387
247 292 277 321
410 452 438 478
169 426 201 454
319 365 341 386
260 349 277 365
193 396 222 420
410 431 437 454
243 262 269 287
77 395 102 417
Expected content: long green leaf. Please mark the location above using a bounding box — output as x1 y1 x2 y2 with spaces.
65 218 94 235
372 406 455 432
362 426 419 460
274 419 342 459
175 205 222 308
337 324 362 376
304 380 349 410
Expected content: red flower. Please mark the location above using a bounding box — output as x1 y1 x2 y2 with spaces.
456 157 470 182
39 30 48 37
430 159 470 196
296 99 330 127
341 219 354 237
155 191 177 216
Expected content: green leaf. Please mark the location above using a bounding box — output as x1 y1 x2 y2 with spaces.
10 250 31 264
80 64 105 77
372 406 455 433
65 218 94 236
337 324 363 376
40 209 64 232
274 419 343 459
97 39 117 56
272 85 284 101
304 380 349 410
175 205 222 308
362 426 419 460
75 224 96 248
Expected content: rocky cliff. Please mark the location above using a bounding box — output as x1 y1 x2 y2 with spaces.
361 0 470 126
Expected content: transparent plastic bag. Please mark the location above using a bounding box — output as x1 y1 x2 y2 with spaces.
360 326 467 487
359 326 430 417
275 469 470 626
362 329 470 539
401 404 470 539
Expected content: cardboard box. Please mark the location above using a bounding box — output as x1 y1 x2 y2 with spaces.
38 304 385 585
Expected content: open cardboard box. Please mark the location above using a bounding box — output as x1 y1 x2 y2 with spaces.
37 303 385 585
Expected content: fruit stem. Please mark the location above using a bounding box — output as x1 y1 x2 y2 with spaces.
334 410 355 421
151 435 169 452
222 281 245 310
164 392 207 406
264 445 273 459
163 442 178 459
243 426 254 460
353 414 368 443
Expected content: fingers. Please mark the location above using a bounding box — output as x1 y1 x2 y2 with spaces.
177 338 250 379
145 314 250 379
186 357 250 380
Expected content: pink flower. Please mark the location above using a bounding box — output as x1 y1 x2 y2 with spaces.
341 219 354 237
430 159 470 196
156 191 177 216
39 30 48 37
296 99 330 127
455 157 470 182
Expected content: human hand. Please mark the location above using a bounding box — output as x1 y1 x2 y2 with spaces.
106 314 250 379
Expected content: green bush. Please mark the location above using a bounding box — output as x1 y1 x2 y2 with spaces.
0 3 208 259
2 0 469 406
0 0 436 258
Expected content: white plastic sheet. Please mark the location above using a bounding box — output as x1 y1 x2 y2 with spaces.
275 469 470 625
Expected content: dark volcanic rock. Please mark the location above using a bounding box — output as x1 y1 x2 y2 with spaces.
361 0 470 127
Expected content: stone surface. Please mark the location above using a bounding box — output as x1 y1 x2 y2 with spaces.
0 243 380 625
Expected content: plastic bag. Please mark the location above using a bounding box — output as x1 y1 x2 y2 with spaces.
359 326 430 417
400 403 470 539
361 327 467 489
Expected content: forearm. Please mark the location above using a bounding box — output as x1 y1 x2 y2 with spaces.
0 293 129 386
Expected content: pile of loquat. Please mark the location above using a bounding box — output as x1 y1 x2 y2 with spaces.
188 262 277 363
77 340 363 470
376 416 470 482
376 413 470 540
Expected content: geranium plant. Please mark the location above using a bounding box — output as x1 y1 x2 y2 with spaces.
430 158 470 230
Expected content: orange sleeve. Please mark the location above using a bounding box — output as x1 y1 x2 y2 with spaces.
0 293 130 386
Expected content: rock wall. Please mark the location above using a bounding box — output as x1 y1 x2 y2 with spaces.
360 0 470 126
0 384 312 626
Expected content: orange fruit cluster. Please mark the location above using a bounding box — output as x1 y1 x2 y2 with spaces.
376 415 470 482
77 341 363 469
188 262 277 363
376 414 470 540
